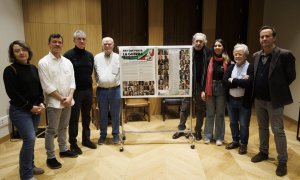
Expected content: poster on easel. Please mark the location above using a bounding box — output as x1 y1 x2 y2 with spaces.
119 46 192 98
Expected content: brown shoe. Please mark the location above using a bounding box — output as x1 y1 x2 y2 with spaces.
33 166 44 175
225 142 239 150
238 144 247 154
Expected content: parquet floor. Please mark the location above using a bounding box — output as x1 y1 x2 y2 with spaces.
0 110 299 180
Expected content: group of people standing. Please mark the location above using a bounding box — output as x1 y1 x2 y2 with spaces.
172 26 295 177
3 25 296 179
3 30 121 180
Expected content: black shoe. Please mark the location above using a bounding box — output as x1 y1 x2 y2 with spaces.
172 132 185 139
82 141 97 149
276 162 287 176
59 150 78 158
195 132 202 141
70 144 82 155
251 152 268 163
98 136 106 145
225 142 240 150
46 158 62 169
238 144 247 155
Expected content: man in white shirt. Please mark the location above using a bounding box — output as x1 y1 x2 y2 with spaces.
94 37 120 145
38 34 77 170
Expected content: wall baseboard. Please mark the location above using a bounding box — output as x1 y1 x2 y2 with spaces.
0 134 10 144
284 115 298 125
0 115 9 128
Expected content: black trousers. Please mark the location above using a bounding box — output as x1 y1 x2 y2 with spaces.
178 91 206 132
69 88 93 145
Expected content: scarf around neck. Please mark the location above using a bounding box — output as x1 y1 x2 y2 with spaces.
205 55 227 96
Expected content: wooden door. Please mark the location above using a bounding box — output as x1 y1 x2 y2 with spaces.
215 0 249 60
164 0 203 45
101 0 148 52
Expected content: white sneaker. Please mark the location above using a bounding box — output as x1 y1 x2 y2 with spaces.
204 139 210 144
216 140 223 146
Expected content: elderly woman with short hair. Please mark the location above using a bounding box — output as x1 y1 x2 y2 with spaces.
223 43 254 154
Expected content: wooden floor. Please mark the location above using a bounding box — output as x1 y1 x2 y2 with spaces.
0 111 300 180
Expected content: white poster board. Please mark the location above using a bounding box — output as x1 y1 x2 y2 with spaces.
119 46 192 98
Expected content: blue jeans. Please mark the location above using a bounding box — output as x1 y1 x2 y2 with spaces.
97 87 121 137
69 88 93 145
227 97 251 145
204 81 226 141
9 105 40 180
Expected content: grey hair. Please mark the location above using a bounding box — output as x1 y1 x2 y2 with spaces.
233 43 249 56
73 30 86 39
102 37 114 44
192 33 207 45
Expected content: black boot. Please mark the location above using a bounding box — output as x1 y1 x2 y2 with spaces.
194 131 202 141
276 162 287 176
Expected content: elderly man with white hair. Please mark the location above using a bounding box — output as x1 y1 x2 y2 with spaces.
172 33 212 141
94 37 121 145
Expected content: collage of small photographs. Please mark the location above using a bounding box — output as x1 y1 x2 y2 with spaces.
179 49 191 90
122 81 155 96
158 49 170 90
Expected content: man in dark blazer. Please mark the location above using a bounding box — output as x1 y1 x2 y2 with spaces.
251 26 296 177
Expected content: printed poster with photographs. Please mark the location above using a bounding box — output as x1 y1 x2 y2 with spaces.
119 46 192 98
157 46 192 97
119 46 156 98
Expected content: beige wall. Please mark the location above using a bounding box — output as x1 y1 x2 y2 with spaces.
22 0 102 65
263 0 300 120
0 0 25 138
